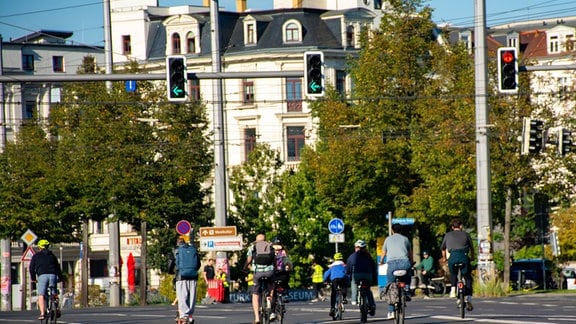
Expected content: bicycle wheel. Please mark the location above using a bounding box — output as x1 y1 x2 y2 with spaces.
334 291 343 320
395 291 405 324
359 292 368 323
276 296 285 324
458 282 465 319
260 292 270 324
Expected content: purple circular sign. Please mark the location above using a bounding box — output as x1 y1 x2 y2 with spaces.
176 220 191 235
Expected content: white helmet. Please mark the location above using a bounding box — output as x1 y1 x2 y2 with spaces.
354 240 367 248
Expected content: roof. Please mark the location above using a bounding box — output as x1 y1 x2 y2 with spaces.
11 30 73 44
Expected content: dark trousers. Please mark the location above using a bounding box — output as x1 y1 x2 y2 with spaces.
329 278 347 309
448 249 473 296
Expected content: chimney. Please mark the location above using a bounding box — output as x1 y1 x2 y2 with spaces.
293 0 303 8
237 0 246 12
203 0 209 7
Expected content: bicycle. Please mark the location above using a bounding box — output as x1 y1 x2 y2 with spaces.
257 276 273 324
331 280 345 321
271 279 287 324
357 280 372 323
428 276 447 297
391 269 408 324
41 285 60 324
454 263 470 319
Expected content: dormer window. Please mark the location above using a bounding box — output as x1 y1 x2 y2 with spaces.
459 30 472 52
507 31 519 48
566 34 574 51
172 33 181 54
283 20 302 43
549 35 560 53
246 22 256 45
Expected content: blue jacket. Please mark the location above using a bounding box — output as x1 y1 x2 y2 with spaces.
323 261 347 282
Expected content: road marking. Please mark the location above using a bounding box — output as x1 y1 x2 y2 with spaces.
433 315 553 323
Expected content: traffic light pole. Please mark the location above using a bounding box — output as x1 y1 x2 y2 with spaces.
474 0 495 284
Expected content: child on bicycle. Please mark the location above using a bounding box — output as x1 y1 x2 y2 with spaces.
323 252 348 318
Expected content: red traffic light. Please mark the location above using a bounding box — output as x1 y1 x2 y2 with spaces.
501 51 514 64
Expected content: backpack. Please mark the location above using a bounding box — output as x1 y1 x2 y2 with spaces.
252 241 275 266
383 281 401 304
176 244 200 279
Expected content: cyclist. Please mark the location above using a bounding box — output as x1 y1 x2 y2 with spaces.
270 236 292 321
441 218 475 311
379 223 413 320
29 239 63 321
346 240 376 316
243 233 275 324
323 252 348 318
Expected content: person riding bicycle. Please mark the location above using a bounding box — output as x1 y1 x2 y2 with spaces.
29 239 63 321
379 223 413 320
441 218 475 311
414 250 435 298
323 252 348 318
243 233 275 324
346 239 376 316
270 236 292 321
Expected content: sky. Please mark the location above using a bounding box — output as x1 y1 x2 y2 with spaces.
1 0 576 46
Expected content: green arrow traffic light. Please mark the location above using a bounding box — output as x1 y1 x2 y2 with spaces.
166 55 187 102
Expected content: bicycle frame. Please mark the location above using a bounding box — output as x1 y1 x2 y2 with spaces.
333 282 344 321
258 277 272 324
272 280 286 324
455 263 466 319
392 269 407 324
357 280 370 323
43 286 59 324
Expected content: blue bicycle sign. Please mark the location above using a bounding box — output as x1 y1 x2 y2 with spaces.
328 218 344 234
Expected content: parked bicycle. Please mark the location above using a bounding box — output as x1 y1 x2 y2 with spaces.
41 285 60 324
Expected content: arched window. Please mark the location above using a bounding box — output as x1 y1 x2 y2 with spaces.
186 32 195 53
283 21 302 43
172 33 181 54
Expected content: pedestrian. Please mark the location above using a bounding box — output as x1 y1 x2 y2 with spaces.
414 251 435 298
29 239 63 321
174 237 201 323
323 252 348 318
203 258 215 283
379 223 413 320
243 233 275 324
441 218 475 311
311 259 325 302
347 240 377 316
216 267 230 303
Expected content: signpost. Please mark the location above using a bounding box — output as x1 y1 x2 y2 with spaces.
199 226 237 237
328 218 345 252
199 235 243 252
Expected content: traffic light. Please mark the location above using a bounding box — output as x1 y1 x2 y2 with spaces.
166 55 187 101
304 51 324 96
497 47 518 93
521 117 544 155
558 128 572 156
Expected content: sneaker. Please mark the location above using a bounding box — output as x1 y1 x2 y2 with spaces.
423 295 431 300
342 298 348 304
311 298 319 302
270 313 277 321
370 306 376 316
387 312 395 319
456 299 462 308
329 308 335 317
351 301 357 306
449 287 456 298
466 301 474 311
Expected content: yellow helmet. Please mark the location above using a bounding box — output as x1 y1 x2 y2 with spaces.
334 252 343 261
37 239 50 249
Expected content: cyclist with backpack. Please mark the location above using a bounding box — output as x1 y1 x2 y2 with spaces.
346 240 377 316
243 233 275 324
270 236 292 321
174 237 201 323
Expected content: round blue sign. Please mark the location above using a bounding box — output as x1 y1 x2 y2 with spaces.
176 220 191 235
328 218 344 234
